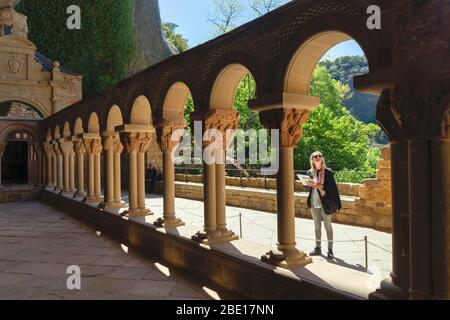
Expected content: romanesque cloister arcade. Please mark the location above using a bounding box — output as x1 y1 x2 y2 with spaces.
32 0 450 300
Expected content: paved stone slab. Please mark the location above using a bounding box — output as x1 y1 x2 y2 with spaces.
0 201 210 300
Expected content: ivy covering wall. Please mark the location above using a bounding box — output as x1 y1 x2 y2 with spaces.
16 0 136 96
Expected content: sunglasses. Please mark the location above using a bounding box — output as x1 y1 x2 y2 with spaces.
312 155 323 159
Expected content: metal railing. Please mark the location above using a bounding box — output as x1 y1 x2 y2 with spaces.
228 212 392 272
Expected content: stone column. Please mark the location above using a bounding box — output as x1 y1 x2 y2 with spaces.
215 111 239 241
0 142 6 187
32 142 43 187
83 136 102 203
93 140 103 201
154 121 185 228
59 139 74 194
259 108 312 268
101 132 125 209
430 111 450 299
122 129 153 217
73 139 86 198
101 133 115 208
369 89 410 299
69 148 75 192
43 142 54 188
113 138 125 206
53 141 63 192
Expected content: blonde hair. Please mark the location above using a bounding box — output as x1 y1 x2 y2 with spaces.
310 152 326 173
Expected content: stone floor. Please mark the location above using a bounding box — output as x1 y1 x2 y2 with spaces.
0 201 215 300
142 194 392 279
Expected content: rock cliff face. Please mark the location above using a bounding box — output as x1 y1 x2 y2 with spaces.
128 0 174 77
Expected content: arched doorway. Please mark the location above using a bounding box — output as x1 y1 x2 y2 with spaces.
0 101 42 187
0 128 38 185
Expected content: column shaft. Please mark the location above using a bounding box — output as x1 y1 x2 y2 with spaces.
113 153 122 203
137 152 146 210
277 147 297 252
431 136 450 299
203 161 218 235
128 151 138 211
408 140 432 299
94 153 101 199
105 150 114 204
75 153 85 198
69 153 75 192
63 154 70 192
87 153 95 200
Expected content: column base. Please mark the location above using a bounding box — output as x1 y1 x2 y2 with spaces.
82 196 102 203
73 190 87 198
192 229 238 245
154 217 185 228
98 201 127 210
369 277 408 300
261 248 312 269
121 208 153 217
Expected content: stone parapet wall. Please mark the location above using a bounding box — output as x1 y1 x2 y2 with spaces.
174 173 361 197
162 146 393 231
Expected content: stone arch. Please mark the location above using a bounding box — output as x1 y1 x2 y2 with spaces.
130 96 152 125
63 122 71 138
54 125 61 139
74 117 84 135
269 5 389 98
210 63 255 110
87 113 100 134
0 98 48 118
0 122 39 141
46 128 52 142
162 82 192 121
106 105 123 131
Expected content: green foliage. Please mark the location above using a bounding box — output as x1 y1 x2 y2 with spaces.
162 22 189 53
233 74 261 130
295 66 382 179
16 0 136 97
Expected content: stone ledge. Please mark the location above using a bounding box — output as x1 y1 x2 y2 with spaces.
40 189 380 300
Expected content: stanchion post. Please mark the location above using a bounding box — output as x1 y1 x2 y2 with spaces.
365 235 368 271
239 212 243 238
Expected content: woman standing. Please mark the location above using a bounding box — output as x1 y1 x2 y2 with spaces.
306 151 341 259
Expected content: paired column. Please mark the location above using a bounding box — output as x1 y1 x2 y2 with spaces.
43 142 54 188
100 132 125 209
121 127 153 217
192 110 239 244
59 138 75 194
258 107 312 268
53 140 63 192
73 139 86 198
82 135 103 203
0 142 7 187
154 120 185 228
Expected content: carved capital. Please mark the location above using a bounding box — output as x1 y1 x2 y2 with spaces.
83 138 103 155
52 141 62 156
202 109 239 149
43 142 54 158
122 132 153 154
32 142 43 157
58 139 74 156
156 119 186 152
259 108 310 148
103 135 123 154
73 140 86 156
389 82 450 140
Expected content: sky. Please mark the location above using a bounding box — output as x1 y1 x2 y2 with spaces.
159 0 364 58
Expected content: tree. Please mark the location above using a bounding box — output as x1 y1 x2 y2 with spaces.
295 66 381 182
248 0 289 16
162 22 189 53
208 0 244 33
16 0 136 97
